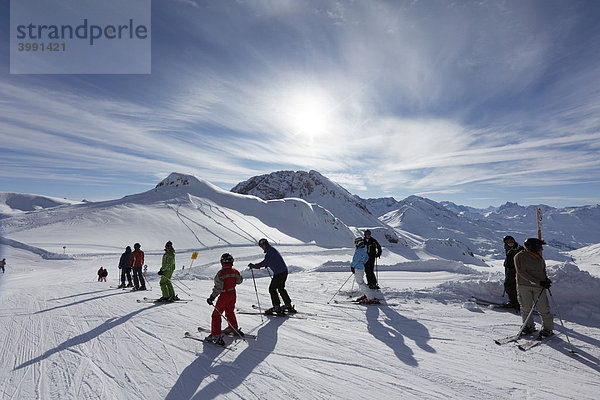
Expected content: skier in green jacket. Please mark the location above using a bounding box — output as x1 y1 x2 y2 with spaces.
157 241 179 302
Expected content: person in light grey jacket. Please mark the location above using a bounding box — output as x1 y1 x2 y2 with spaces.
515 238 554 338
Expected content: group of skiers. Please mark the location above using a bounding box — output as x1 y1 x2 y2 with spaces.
117 243 147 291
351 230 382 304
97 267 108 282
502 235 554 340
204 238 295 345
107 230 552 345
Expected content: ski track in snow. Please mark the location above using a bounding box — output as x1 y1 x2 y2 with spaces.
1 247 600 399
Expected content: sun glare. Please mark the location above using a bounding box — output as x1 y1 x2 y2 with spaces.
280 87 335 140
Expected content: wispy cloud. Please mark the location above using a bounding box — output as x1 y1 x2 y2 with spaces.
1 0 600 207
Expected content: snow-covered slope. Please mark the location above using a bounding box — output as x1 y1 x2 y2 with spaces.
231 170 380 228
2 173 354 254
0 192 82 216
0 237 599 400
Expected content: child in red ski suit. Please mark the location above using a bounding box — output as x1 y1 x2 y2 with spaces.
206 253 243 343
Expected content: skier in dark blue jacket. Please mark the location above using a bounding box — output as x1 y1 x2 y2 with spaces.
249 238 296 315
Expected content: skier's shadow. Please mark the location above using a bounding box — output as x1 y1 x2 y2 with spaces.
33 291 128 314
165 317 286 400
366 305 436 367
14 305 153 370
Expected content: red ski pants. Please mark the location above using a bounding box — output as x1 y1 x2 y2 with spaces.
211 292 238 335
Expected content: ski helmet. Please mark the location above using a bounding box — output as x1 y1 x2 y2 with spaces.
220 253 234 264
258 238 269 247
524 238 546 252
165 241 173 249
134 243 141 249
503 235 515 244
354 237 364 247
364 230 372 236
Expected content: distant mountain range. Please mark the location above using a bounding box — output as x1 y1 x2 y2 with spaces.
231 170 600 256
2 171 599 264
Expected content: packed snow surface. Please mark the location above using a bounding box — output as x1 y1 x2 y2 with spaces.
1 173 599 399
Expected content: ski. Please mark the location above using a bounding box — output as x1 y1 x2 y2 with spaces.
137 297 191 303
183 331 232 348
236 310 307 319
494 329 538 345
333 299 398 306
518 333 558 351
250 304 317 316
471 297 522 313
197 327 256 340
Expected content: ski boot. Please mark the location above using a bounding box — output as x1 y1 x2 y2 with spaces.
356 295 367 302
537 329 554 340
264 306 279 315
283 304 297 314
222 326 244 337
276 306 286 316
520 325 537 336
359 298 381 305
205 334 225 346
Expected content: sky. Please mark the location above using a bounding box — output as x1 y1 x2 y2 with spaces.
1 0 600 208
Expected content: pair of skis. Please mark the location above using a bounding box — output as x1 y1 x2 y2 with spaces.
136 297 192 303
184 327 256 348
333 299 399 306
235 305 312 319
495 330 558 351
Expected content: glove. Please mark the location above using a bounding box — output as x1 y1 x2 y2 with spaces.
207 295 215 305
157 270 164 276
351 267 355 274
248 263 258 269
540 279 552 289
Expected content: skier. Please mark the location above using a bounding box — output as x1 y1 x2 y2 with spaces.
248 238 296 315
117 246 133 288
97 267 108 282
363 230 382 289
502 235 523 309
130 243 146 291
157 241 179 302
1 258 5 273
351 237 379 304
205 253 243 345
515 238 554 339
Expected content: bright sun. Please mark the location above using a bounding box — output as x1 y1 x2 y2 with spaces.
280 87 335 140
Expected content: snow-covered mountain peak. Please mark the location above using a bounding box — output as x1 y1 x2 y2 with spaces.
231 170 380 227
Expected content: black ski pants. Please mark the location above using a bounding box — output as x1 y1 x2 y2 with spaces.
365 257 378 287
132 266 146 289
121 266 132 286
269 271 292 308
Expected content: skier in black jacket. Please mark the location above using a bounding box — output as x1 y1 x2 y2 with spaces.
118 246 133 288
363 230 382 289
503 235 523 309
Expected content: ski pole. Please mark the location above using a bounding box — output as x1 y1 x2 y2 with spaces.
548 289 577 354
250 268 264 323
171 279 191 297
515 288 545 338
210 303 246 342
376 257 379 283
327 272 354 304
172 275 191 290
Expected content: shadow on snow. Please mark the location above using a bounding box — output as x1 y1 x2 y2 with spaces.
366 305 436 367
165 317 286 400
